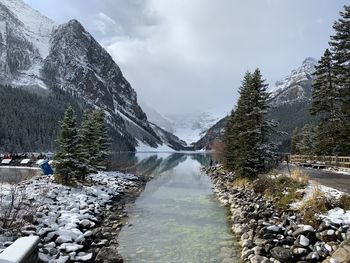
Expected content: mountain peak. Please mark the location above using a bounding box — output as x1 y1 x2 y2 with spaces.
270 57 316 106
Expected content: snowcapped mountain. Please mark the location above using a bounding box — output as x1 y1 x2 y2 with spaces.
0 0 186 152
166 112 221 145
194 58 318 151
269 57 317 106
0 0 55 88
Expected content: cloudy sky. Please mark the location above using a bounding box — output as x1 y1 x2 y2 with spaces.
25 0 347 116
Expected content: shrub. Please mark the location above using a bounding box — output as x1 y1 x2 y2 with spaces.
291 169 309 186
230 177 250 189
252 176 271 194
299 184 333 227
338 194 350 210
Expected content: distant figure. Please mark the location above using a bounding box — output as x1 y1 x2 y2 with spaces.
210 159 213 167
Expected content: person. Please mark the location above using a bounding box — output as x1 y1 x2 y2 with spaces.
210 159 213 167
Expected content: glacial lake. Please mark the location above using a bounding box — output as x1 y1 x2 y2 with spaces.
111 152 238 263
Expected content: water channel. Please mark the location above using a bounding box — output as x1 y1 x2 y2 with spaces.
111 152 238 263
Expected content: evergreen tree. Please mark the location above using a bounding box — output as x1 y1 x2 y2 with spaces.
313 121 333 155
224 69 276 178
311 49 341 154
291 127 300 154
54 106 80 184
330 5 350 118
76 111 97 180
329 5 350 154
91 110 111 171
299 124 314 155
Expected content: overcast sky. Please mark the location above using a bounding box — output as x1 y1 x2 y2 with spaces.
25 0 347 116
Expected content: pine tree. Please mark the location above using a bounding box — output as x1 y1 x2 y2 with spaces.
224 69 276 178
311 49 341 154
76 111 97 180
329 5 350 155
291 127 300 154
91 110 111 171
54 106 79 184
299 124 314 155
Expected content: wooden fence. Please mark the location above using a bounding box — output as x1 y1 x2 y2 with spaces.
290 155 350 168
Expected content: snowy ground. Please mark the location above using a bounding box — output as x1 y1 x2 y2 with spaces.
0 171 142 262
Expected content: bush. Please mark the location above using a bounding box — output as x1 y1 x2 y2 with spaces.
299 184 334 227
252 176 271 194
291 169 309 186
338 194 350 210
253 175 307 210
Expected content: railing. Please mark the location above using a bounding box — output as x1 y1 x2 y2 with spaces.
290 155 350 168
0 236 40 263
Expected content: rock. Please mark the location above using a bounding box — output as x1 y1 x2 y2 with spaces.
306 251 319 261
267 225 281 233
329 247 350 263
250 255 271 263
270 247 293 262
292 247 308 255
295 235 310 247
95 247 123 263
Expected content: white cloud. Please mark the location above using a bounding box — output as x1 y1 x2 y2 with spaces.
24 0 348 115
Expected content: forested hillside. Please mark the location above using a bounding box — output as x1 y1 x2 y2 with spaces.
0 85 85 152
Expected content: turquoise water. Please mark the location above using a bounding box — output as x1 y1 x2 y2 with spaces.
114 153 237 263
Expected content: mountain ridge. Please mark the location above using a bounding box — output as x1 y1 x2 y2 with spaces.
194 58 318 151
0 0 186 152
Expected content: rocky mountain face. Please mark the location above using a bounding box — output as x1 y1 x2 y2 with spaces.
195 58 318 151
0 0 186 152
269 57 317 106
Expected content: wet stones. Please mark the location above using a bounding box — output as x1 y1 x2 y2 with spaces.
202 166 350 263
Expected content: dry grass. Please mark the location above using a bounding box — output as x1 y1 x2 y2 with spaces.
291 169 309 186
299 184 332 226
230 177 250 188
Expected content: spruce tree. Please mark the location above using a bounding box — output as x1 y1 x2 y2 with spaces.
54 106 79 184
311 49 341 154
291 127 300 154
224 69 276 178
91 110 111 171
77 111 97 180
329 5 350 155
299 124 314 155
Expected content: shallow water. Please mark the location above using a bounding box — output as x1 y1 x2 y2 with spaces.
114 153 237 263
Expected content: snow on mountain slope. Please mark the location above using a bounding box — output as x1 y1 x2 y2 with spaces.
0 0 55 57
0 0 187 151
0 0 56 89
166 112 222 145
270 57 317 106
194 57 318 150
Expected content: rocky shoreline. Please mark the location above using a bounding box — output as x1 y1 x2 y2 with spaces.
203 166 350 263
0 171 147 263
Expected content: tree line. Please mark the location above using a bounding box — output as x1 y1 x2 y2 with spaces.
54 106 110 185
292 5 350 156
0 85 84 153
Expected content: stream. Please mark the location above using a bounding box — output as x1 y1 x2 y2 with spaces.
110 152 238 263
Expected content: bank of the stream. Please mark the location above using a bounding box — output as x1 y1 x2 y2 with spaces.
203 165 350 263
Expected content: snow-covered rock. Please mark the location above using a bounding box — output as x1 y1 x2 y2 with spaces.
269 57 317 106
